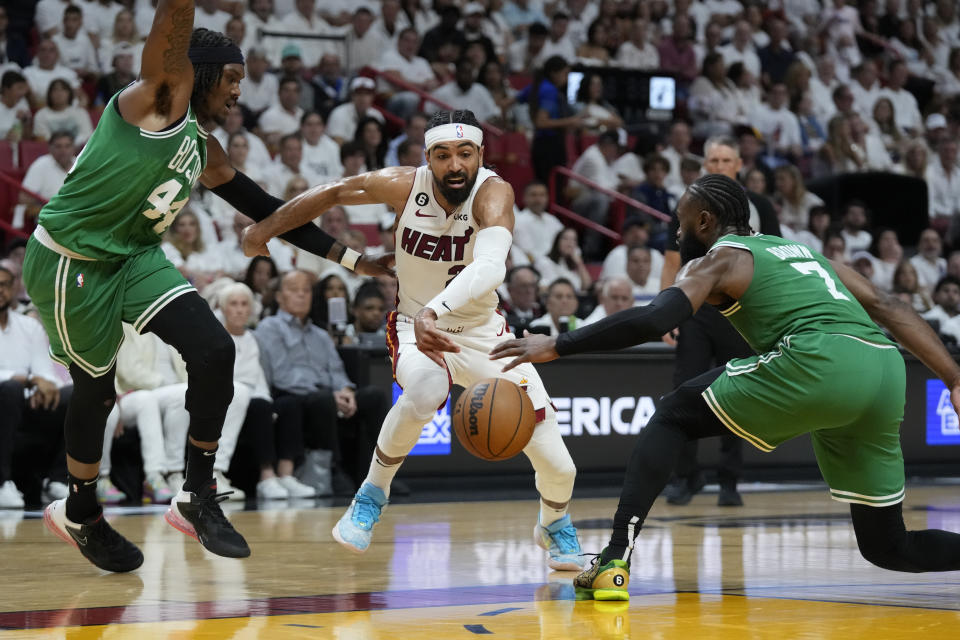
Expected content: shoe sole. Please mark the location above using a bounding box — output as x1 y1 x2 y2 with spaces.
534 524 584 572
164 505 199 542
331 523 368 554
43 504 78 549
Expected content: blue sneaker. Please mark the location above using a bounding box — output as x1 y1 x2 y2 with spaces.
535 514 585 571
332 483 388 553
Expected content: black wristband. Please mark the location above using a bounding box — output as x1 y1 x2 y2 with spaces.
212 171 339 258
555 287 694 356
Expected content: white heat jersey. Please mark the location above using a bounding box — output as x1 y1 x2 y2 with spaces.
395 164 498 329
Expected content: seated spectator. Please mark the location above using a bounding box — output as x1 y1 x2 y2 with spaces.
893 260 934 314
816 114 866 177
334 144 391 226
0 71 31 141
258 78 305 150
926 137 960 235
97 10 142 74
617 17 659 70
626 245 660 304
52 5 98 78
600 217 665 282
299 111 342 184
753 83 802 159
354 117 387 172
219 282 314 500
870 228 904 292
502 0 549 39
744 168 768 195
679 157 704 191
923 276 960 343
0 265 70 508
23 39 81 109
839 200 873 260
316 229 369 297
718 19 760 77
791 205 833 253
911 228 947 295
428 58 499 123
377 28 439 120
936 48 960 99
577 19 611 66
660 121 701 194
310 273 352 335
12 131 75 230
582 276 634 325
631 154 678 221
376 272 398 314
895 139 930 180
793 90 829 157
809 56 839 123
574 72 624 134
529 278 582 336
256 270 389 493
568 130 620 259
213 105 272 170
881 59 923 135
870 97 904 163
396 139 425 167
385 112 428 168
537 11 576 67
689 52 740 138
220 210 295 279
326 77 384 145
534 227 592 293
343 7 381 75
848 112 893 171
658 14 697 82
513 181 564 263
95 42 137 106
822 230 848 263
311 53 347 118
194 0 230 32
264 133 312 198
848 60 881 115
419 5 465 64
501 265 543 335
161 208 228 289
32 78 92 145
244 255 280 319
344 283 387 345
772 165 824 232
238 47 278 127
276 44 316 114
508 22 550 75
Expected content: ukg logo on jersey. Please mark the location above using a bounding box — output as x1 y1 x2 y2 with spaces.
553 396 657 436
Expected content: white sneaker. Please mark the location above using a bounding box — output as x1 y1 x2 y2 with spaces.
277 475 316 498
43 479 69 501
256 476 289 500
214 470 246 501
166 472 185 493
0 480 24 509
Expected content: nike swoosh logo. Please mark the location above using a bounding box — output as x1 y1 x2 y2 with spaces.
203 450 216 456
442 301 451 311
69 530 88 546
83 479 97 485
415 209 435 218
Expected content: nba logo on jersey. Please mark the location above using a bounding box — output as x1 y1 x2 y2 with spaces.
75 273 84 288
455 125 464 138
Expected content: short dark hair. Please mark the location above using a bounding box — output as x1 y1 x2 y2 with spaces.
279 77 300 92
529 22 549 37
48 130 75 146
686 174 751 234
340 140 365 163
46 78 73 107
934 275 960 294
643 153 669 173
524 180 547 192
396 138 422 160
680 157 702 172
1 70 26 91
547 277 576 295
64 5 82 17
353 282 385 307
426 109 482 132
598 130 620 148
279 133 301 148
300 110 323 126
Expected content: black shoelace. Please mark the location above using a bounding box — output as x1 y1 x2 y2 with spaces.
196 490 234 528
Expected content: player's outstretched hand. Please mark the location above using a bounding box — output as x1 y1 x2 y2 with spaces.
414 307 460 368
489 331 559 372
354 252 396 277
241 224 271 258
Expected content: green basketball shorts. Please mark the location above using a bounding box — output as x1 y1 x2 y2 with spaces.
22 236 195 378
703 332 906 507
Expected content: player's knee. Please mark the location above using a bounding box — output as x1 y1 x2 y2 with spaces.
187 330 235 387
400 380 449 420
857 542 903 572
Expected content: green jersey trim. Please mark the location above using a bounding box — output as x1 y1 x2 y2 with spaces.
829 487 905 507
53 255 120 377
702 387 776 452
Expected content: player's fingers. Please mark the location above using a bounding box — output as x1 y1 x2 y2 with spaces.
423 349 447 368
501 355 527 372
488 339 516 358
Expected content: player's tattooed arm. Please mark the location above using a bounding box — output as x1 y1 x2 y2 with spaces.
160 3 193 76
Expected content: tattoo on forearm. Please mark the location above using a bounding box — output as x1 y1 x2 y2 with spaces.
161 4 192 75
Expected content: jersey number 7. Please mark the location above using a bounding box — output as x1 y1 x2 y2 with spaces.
790 261 850 301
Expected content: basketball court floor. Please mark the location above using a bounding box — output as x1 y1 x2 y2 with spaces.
1 484 958 639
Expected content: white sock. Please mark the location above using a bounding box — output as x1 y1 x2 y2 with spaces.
364 453 402 498
539 500 568 527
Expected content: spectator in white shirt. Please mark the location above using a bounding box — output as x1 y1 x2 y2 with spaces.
689 52 740 137
23 39 81 109
13 131 74 230
214 105 272 170
344 7 382 75
718 20 761 77
772 164 824 232
582 276 634 325
754 83 803 159
880 59 923 135
278 0 336 67
0 70 31 140
849 60 882 115
325 76 384 145
809 55 839 123
385 111 428 167
336 142 391 225
52 5 99 77
265 133 318 198
529 278 582 336
508 22 550 74
239 47 279 122
926 137 960 230
97 9 143 75
625 245 661 305
534 227 593 293
34 0 71 38
32 78 93 145
376 27 439 119
428 58 500 123
513 181 564 263
536 12 577 67
911 228 947 295
194 0 232 33
161 209 229 290
922 275 960 343
840 200 874 259
600 217 665 283
244 0 284 65
0 264 70 508
258 78 305 149
660 121 702 194
569 130 621 259
617 17 659 70
301 111 343 184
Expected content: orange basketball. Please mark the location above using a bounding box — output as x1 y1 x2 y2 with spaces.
452 378 536 461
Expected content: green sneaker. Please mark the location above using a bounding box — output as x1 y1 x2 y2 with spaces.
573 553 630 601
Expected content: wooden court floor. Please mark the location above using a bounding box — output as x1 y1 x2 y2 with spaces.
1 485 959 639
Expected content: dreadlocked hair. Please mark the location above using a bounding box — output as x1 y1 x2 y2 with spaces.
425 109 482 131
190 28 235 111
687 174 751 234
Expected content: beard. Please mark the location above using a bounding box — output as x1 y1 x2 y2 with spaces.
433 169 478 206
679 233 709 265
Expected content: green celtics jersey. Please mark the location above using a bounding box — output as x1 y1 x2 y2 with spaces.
37 93 208 261
711 234 894 353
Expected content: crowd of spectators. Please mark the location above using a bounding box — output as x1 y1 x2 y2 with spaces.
2 0 960 509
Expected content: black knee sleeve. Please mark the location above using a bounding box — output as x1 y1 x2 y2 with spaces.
851 503 960 572
64 364 117 464
143 292 235 443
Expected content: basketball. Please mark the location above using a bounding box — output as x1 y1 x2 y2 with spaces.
452 378 536 461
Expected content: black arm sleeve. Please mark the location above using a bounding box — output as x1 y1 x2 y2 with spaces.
211 171 341 259
554 287 694 356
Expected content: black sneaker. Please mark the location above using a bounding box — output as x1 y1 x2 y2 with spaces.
44 499 144 572
718 485 744 507
165 482 250 558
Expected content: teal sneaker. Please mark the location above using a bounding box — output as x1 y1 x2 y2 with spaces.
332 482 388 553
535 514 585 570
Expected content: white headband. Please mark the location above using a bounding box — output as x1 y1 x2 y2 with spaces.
424 123 483 151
